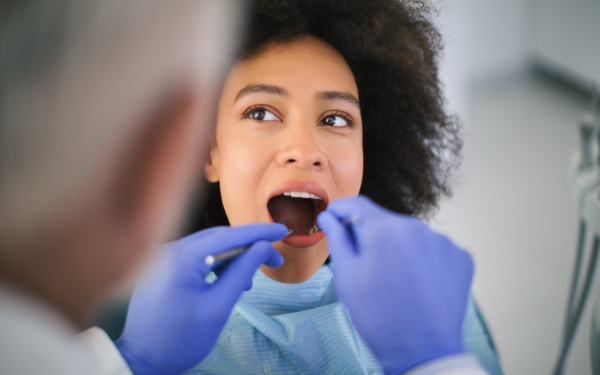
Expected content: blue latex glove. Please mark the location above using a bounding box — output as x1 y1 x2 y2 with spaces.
115 223 287 375
317 196 474 375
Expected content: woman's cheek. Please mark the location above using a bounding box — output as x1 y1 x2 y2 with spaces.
221 135 269 174
332 145 364 196
217 137 269 224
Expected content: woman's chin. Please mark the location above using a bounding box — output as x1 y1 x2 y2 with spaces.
281 231 325 247
260 238 329 284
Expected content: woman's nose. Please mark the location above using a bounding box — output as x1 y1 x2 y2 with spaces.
275 125 327 171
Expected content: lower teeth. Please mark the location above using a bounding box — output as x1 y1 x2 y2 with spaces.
308 222 321 235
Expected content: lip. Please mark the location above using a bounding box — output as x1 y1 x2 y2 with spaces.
281 230 325 247
267 180 329 248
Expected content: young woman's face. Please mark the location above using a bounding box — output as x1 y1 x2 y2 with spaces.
205 36 363 283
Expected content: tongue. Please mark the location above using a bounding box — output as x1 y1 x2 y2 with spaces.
268 195 314 231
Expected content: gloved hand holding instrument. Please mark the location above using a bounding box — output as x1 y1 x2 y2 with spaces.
116 196 475 375
317 196 475 375
115 222 287 375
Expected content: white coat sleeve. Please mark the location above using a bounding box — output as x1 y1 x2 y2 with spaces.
402 354 489 375
76 327 133 375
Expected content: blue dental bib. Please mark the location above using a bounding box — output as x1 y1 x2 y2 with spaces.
187 265 502 375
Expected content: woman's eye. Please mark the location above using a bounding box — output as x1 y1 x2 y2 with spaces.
321 115 349 127
248 108 279 121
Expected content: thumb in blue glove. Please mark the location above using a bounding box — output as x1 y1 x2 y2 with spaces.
317 196 474 375
115 222 287 375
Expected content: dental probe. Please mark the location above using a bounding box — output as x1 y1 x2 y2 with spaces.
204 222 313 266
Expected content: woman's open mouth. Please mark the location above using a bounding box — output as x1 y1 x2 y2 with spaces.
267 190 328 248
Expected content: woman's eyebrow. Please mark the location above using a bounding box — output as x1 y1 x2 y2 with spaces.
317 91 360 109
234 84 288 104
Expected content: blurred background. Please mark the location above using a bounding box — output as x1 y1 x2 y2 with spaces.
431 0 600 374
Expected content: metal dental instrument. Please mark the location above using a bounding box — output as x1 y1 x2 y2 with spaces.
204 222 313 266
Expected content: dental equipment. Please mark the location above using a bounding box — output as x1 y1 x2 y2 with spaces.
204 222 313 266
553 84 599 375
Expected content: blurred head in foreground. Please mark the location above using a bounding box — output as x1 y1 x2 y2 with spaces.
0 0 238 324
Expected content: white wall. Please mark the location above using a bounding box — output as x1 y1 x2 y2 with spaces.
438 0 533 120
535 0 600 87
434 1 600 373
438 0 600 120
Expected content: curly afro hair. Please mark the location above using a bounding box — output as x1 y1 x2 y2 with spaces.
181 0 461 235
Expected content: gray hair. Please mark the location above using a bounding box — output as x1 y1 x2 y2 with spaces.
0 0 238 250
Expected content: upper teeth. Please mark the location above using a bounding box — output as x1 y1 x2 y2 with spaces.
283 191 323 200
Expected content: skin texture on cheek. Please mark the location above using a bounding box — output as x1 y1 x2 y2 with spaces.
218 133 276 226
206 36 364 283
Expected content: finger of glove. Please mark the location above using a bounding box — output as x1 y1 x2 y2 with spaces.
212 246 282 277
326 195 423 260
317 211 358 270
210 240 280 308
176 223 287 278
176 226 227 243
452 247 475 288
325 195 380 221
262 247 284 268
324 196 384 257
214 250 280 290
196 223 287 254
158 227 225 259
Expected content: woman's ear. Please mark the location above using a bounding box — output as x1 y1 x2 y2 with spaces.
204 141 221 183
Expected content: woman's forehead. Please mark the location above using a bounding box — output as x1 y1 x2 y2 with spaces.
223 36 359 102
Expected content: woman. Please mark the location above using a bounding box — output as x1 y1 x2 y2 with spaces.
182 0 503 373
